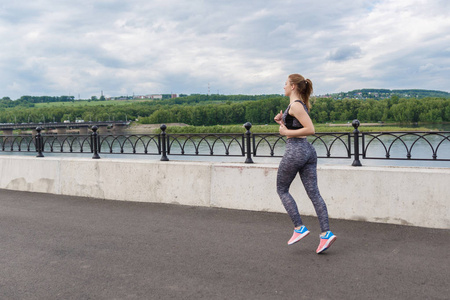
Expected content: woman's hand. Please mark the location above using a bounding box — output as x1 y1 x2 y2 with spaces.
276 110 291 137
279 123 290 136
274 110 283 125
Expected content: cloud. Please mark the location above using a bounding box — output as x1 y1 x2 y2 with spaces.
0 0 449 99
327 46 362 61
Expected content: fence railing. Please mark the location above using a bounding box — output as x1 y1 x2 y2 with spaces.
362 131 450 161
1 121 449 166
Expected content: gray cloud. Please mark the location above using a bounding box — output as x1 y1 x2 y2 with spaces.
327 46 362 61
0 0 449 99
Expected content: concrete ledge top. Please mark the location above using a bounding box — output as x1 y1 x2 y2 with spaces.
317 163 450 173
2 154 450 174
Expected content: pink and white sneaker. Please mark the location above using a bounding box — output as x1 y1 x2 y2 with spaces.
287 225 310 245
316 231 337 254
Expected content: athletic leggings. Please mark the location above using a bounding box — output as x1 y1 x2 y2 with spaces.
276 138 330 232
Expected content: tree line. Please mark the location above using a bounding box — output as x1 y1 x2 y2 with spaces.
0 95 449 125
0 96 76 107
140 96 450 125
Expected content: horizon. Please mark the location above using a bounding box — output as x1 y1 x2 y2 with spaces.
3 87 449 101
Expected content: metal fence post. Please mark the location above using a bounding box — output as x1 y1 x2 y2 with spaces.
160 124 169 161
244 122 253 163
352 119 362 166
35 127 44 157
91 125 100 159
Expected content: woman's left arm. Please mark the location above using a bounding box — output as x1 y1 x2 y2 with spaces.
279 102 315 138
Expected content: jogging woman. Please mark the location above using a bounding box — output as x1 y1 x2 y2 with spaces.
274 73 336 254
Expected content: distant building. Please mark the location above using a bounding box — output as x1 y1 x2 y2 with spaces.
110 94 180 100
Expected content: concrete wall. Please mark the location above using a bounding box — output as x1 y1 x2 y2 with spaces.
0 156 448 229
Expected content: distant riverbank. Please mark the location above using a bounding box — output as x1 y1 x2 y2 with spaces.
9 122 448 135
123 123 189 133
125 122 445 134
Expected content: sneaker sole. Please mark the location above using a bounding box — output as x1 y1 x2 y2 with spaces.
287 231 310 245
316 235 337 254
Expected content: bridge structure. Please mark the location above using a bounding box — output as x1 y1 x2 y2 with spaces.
0 121 131 135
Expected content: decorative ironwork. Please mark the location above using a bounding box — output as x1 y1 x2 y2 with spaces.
0 135 35 152
35 127 44 157
252 134 285 157
91 126 100 159
98 134 160 155
351 120 362 166
42 135 92 153
244 122 253 163
0 121 448 165
362 131 450 161
166 134 245 156
252 133 351 159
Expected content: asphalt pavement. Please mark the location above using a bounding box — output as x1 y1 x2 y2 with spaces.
0 189 448 300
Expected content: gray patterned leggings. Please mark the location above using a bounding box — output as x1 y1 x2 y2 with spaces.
276 138 330 232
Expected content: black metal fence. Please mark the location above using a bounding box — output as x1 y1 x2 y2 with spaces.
362 131 450 161
1 121 449 166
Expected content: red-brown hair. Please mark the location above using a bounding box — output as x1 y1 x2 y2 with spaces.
289 74 313 110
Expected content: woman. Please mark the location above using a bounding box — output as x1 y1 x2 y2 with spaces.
274 74 336 254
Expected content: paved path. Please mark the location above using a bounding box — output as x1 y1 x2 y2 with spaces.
0 189 448 300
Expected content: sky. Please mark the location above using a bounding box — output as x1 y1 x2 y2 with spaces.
0 0 449 99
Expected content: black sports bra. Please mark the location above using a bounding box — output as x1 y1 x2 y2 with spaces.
282 100 309 129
